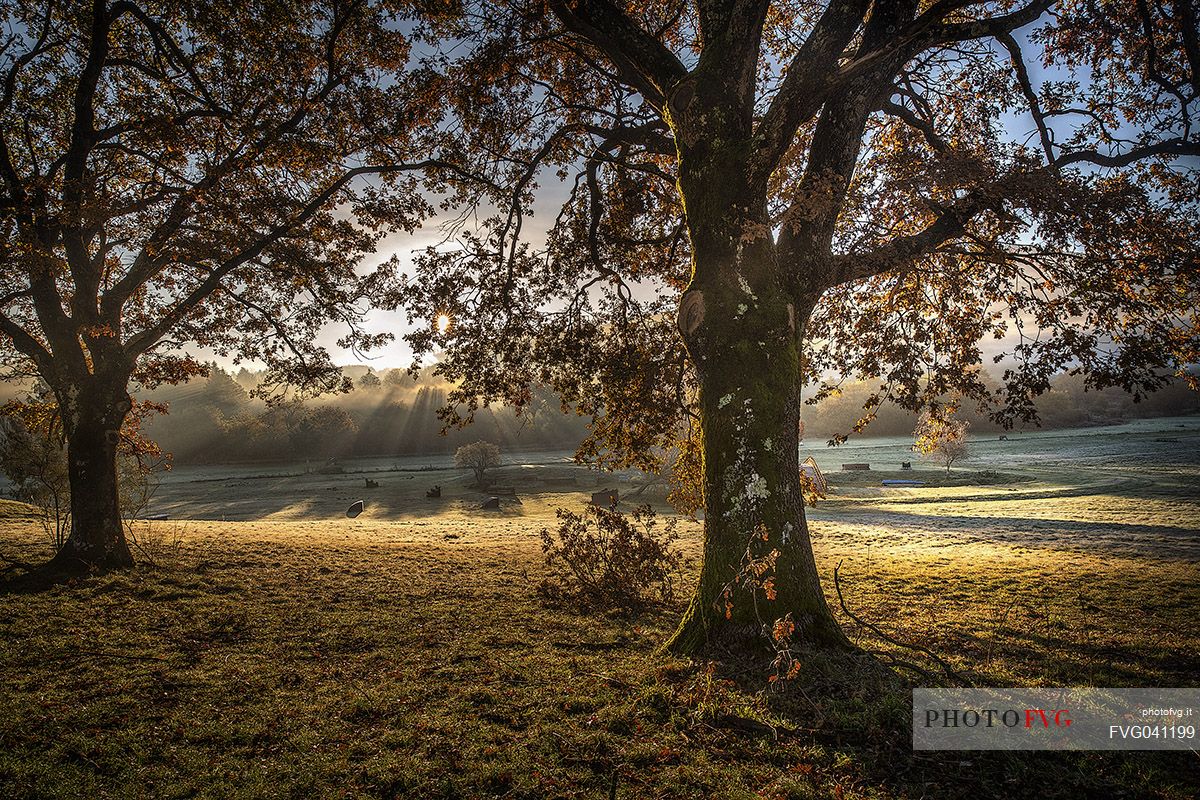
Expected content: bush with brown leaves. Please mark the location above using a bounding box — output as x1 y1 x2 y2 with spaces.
538 504 683 612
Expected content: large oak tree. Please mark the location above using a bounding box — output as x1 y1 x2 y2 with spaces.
0 0 463 570
396 1 1200 654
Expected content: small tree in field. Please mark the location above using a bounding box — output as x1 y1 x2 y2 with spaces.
0 404 70 549
914 412 970 474
455 440 501 488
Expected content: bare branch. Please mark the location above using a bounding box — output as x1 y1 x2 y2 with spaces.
124 160 467 357
1055 139 1200 168
829 191 995 286
0 310 54 375
1177 0 1200 96
998 31 1056 166
750 0 870 185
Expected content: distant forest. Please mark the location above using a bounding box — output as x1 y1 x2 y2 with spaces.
102 364 1200 465
133 366 589 464
803 370 1200 440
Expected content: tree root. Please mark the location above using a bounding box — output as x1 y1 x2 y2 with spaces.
0 551 37 574
833 559 972 687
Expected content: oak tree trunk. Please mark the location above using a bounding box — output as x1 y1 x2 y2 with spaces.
660 103 848 652
47 384 135 572
665 227 848 655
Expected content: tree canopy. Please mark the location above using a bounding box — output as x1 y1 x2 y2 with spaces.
0 0 469 568
0 0 460 396
455 439 502 486
398 0 1199 457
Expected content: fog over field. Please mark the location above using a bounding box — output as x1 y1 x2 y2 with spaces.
6 362 1186 468
142 414 1200 559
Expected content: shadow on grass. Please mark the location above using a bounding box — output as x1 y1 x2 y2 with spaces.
0 556 84 596
2 516 1197 799
694 643 1199 800
821 505 1200 560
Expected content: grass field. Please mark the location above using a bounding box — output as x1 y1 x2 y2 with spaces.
1 420 1198 798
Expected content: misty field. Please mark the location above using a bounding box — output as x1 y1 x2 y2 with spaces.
2 419 1198 798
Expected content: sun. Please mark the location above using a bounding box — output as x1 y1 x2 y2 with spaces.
436 313 451 334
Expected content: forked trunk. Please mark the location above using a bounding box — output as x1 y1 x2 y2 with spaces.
47 387 134 572
666 244 848 655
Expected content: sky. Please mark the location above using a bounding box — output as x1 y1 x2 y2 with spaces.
302 174 576 374
243 12 1057 377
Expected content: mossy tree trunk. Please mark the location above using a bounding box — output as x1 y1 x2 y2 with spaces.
46 376 135 573
667 290 848 653
664 91 848 653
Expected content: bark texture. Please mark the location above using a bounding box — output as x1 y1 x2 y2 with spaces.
46 382 134 572
663 130 847 653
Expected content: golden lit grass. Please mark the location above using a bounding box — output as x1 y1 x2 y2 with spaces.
1 500 1197 799
0 498 38 521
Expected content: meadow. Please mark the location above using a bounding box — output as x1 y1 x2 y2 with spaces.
1 419 1198 798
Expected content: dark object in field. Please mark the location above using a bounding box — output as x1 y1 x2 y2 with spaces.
426 485 441 498
590 488 619 506
999 435 1008 440
142 513 169 521
481 496 501 510
900 461 912 470
346 500 364 518
841 463 870 471
364 478 379 488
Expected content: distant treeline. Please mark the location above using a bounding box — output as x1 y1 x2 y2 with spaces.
139 366 590 464
124 364 1200 464
801 371 1200 440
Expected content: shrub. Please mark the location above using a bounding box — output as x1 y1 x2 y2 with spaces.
538 503 683 611
126 520 187 568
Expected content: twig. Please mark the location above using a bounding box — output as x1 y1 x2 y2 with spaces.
833 559 972 686
868 649 945 682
